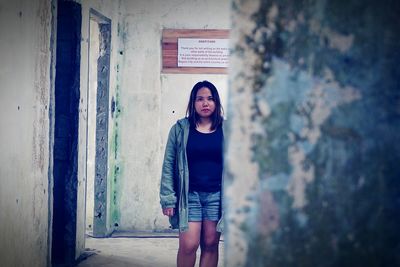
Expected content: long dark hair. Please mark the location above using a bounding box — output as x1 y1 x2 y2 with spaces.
186 80 224 130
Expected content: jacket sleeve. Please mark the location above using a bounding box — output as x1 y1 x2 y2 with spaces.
160 124 178 209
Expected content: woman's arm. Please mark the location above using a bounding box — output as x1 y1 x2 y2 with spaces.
159 124 178 210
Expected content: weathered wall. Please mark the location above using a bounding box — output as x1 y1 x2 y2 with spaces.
117 0 230 231
226 0 400 266
0 0 53 266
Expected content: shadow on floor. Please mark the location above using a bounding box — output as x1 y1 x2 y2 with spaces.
75 232 224 267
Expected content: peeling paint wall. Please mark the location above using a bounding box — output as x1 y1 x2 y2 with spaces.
0 0 53 266
118 0 230 231
226 0 400 266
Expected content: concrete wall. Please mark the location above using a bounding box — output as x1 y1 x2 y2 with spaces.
58 0 230 258
225 0 400 266
0 0 53 266
116 0 230 231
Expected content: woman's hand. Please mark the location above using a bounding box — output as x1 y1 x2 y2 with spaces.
162 207 175 217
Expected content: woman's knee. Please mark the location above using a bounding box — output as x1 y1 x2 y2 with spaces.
179 240 200 255
179 221 201 255
200 235 219 252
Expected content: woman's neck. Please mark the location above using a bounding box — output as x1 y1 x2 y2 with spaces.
196 118 213 133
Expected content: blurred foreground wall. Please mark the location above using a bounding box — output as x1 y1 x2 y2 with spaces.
225 1 400 266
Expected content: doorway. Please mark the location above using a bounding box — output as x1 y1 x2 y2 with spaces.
85 9 112 238
51 3 112 266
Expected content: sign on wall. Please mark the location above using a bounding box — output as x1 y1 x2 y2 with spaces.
162 29 230 74
177 38 229 68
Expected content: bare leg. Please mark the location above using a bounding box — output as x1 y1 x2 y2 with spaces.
199 220 221 267
177 222 202 267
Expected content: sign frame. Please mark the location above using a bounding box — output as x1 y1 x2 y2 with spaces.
162 29 230 74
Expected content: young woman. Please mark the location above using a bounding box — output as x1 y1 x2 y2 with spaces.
160 80 224 267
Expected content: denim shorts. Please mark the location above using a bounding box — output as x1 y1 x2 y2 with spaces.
188 191 221 222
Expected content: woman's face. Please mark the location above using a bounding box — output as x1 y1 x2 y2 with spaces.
194 87 216 119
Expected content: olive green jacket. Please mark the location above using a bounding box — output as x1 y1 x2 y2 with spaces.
159 118 224 232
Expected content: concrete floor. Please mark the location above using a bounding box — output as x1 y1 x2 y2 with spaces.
76 232 224 267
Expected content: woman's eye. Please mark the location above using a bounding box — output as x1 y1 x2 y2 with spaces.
196 97 213 101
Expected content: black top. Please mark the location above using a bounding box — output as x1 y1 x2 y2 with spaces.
187 125 223 192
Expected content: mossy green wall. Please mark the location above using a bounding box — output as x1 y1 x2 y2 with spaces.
109 86 122 229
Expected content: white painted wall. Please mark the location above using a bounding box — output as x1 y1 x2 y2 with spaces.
0 0 53 266
118 0 230 231
85 18 100 235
